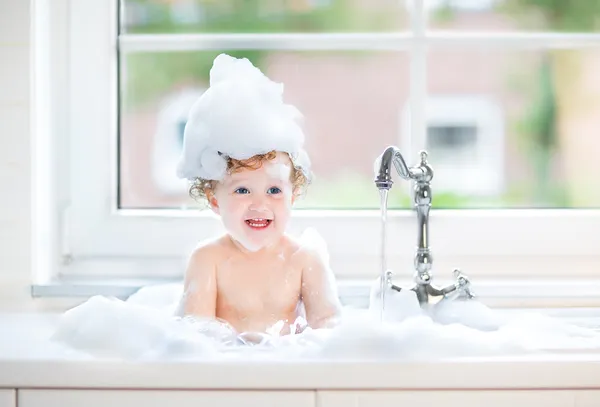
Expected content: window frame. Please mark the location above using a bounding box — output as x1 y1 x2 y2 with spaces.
43 0 600 286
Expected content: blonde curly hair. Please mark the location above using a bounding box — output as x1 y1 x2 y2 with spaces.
189 150 310 203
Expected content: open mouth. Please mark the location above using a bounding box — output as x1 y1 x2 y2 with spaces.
245 218 273 229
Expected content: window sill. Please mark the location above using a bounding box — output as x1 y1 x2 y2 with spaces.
31 277 600 309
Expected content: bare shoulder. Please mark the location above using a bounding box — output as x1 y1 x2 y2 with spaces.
186 235 229 271
285 230 329 269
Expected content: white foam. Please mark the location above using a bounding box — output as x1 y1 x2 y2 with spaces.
431 297 510 331
50 280 600 362
176 54 311 182
52 296 222 360
368 278 424 322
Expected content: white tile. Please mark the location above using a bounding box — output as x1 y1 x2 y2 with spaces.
0 189 31 278
0 219 30 267
0 389 15 407
0 44 29 104
0 0 31 43
0 164 31 207
0 105 31 221
0 104 30 164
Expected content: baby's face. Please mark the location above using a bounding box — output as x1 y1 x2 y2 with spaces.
211 152 295 252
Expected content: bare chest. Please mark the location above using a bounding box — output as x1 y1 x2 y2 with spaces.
216 255 302 316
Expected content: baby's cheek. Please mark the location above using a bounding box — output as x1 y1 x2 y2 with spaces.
275 198 293 218
223 197 246 213
273 190 292 204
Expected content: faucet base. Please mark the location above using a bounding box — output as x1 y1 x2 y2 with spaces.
387 269 475 307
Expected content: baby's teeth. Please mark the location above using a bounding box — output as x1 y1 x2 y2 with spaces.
247 219 270 227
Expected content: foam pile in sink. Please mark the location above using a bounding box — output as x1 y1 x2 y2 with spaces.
50 283 600 361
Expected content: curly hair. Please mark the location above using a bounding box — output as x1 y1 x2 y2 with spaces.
189 151 310 204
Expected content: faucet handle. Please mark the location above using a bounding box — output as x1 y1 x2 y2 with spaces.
451 268 475 299
385 270 403 292
413 150 434 182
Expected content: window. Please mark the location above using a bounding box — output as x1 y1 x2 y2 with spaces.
38 0 600 291
401 95 504 197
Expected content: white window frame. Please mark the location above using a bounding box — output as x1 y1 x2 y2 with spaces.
35 0 600 295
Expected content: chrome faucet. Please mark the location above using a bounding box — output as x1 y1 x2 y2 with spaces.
374 146 475 306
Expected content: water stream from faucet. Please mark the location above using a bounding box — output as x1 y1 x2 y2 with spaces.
379 189 389 322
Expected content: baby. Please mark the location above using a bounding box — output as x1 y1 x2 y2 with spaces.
174 54 342 335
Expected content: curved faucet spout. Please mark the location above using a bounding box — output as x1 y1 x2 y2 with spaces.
374 146 412 189
374 146 432 191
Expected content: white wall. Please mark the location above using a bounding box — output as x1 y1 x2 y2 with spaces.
0 0 33 311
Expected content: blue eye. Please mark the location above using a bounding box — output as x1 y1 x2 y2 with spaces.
267 187 282 194
235 187 250 194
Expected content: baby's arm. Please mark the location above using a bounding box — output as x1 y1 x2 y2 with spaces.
177 246 217 318
300 247 343 329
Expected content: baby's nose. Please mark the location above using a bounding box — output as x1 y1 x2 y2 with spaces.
248 195 268 211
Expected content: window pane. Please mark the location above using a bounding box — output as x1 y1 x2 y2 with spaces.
120 0 409 34
425 48 600 208
119 50 410 210
427 0 600 32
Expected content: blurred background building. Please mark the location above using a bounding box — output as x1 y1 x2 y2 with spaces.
118 0 600 210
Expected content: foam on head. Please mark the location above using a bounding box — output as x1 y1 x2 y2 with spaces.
176 54 311 183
